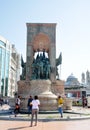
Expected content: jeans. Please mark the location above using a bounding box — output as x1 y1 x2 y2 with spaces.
31 109 39 126
28 106 32 114
58 107 63 117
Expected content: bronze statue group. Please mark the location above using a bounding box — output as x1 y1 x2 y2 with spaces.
31 50 51 80
20 49 62 80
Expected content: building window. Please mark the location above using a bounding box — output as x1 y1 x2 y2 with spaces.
0 40 6 47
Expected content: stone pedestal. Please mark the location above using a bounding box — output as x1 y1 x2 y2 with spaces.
17 79 72 111
18 80 57 111
39 91 57 111
63 98 72 110
51 80 65 95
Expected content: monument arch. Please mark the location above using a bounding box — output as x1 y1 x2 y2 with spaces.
26 23 56 82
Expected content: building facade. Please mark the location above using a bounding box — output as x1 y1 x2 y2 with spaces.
65 74 86 98
0 36 20 97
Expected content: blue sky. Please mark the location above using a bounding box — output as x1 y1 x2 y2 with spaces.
0 0 90 82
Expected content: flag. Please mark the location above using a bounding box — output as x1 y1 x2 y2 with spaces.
21 55 25 67
56 52 62 66
59 52 62 65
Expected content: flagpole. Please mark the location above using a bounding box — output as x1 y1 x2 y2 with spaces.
59 64 61 80
60 52 62 80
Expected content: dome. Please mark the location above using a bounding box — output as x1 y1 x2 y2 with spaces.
65 74 80 87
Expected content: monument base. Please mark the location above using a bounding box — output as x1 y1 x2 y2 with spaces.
18 80 58 111
63 98 72 110
39 91 57 111
17 79 72 111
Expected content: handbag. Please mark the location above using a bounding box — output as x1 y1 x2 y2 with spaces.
29 102 32 106
16 104 19 109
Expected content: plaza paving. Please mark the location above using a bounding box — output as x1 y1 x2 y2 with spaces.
0 105 90 130
0 105 90 121
1 119 90 130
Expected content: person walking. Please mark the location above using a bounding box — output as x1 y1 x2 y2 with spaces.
14 95 21 117
82 96 87 107
27 95 33 116
30 95 40 127
57 95 64 118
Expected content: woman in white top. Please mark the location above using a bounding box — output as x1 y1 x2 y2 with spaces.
30 95 40 127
